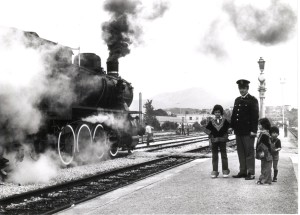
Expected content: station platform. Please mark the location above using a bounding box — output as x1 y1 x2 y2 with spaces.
57 133 298 214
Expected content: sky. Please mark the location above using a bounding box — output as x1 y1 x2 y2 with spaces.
0 0 298 108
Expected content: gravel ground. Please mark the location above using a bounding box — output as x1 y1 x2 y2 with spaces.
0 138 216 199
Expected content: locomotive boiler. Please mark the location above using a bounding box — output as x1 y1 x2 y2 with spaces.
1 29 141 166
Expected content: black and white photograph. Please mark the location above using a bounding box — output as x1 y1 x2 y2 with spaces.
0 0 298 214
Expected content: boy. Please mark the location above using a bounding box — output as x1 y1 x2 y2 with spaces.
270 126 281 182
256 118 272 185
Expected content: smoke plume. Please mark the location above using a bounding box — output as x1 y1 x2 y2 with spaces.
223 0 297 45
144 1 170 20
102 0 142 62
200 19 228 59
102 0 170 61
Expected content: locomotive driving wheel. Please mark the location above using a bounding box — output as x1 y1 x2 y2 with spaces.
106 131 119 158
92 124 108 159
58 125 76 166
76 123 93 162
109 143 119 157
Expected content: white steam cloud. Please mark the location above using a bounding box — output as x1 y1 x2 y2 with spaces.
0 29 45 138
6 150 60 184
83 113 130 131
0 27 77 143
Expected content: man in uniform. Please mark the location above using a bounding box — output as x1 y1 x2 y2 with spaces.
230 79 259 180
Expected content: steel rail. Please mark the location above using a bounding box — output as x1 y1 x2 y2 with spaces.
0 154 200 214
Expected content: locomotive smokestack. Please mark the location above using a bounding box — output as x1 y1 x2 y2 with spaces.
106 60 119 77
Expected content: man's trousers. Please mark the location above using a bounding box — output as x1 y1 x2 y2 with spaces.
236 135 255 175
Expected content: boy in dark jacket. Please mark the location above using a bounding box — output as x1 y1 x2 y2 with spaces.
205 105 230 178
270 126 281 182
256 118 272 185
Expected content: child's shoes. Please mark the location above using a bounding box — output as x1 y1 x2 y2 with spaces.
222 169 230 178
256 180 271 185
211 171 219 178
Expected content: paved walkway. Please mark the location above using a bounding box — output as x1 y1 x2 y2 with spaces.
57 132 298 214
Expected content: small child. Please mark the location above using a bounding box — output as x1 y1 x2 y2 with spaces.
270 126 281 182
256 118 272 185
205 104 230 178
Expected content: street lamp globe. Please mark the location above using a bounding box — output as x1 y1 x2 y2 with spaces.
258 73 266 83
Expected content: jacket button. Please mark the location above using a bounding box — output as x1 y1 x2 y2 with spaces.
236 119 239 121
238 109 239 111
237 114 239 116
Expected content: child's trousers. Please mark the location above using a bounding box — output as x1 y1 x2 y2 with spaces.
211 141 229 174
259 159 272 184
273 159 279 170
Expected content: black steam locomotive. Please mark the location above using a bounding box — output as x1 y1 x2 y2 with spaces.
2 29 141 166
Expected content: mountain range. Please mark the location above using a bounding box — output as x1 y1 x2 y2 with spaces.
130 87 234 111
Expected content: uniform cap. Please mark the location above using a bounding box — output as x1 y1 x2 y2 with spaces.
236 79 250 88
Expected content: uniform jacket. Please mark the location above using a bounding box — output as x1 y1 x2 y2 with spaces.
231 93 259 135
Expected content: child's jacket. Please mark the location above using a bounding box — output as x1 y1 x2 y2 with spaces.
256 131 272 161
205 117 230 143
271 138 281 160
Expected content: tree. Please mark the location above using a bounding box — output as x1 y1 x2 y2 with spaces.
161 121 177 130
286 108 298 127
223 109 232 122
154 109 168 116
200 118 207 126
193 122 202 132
143 99 161 130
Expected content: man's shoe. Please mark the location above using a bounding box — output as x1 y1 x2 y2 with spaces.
245 174 255 180
232 173 247 178
272 178 277 182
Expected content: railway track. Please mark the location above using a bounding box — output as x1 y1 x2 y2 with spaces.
136 135 209 150
288 128 298 139
138 133 201 144
0 155 198 215
141 136 235 152
0 134 236 214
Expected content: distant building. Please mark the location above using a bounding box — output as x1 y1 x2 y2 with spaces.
156 116 182 125
156 113 210 126
265 105 291 123
166 111 172 116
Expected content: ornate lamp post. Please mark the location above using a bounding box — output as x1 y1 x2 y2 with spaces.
258 57 266 118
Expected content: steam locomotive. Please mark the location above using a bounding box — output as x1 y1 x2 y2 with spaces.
1 29 141 166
